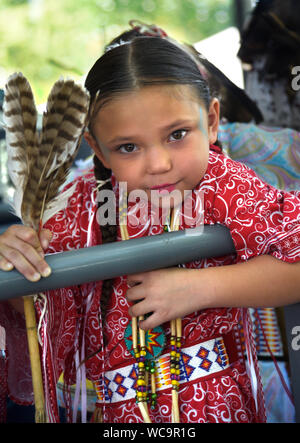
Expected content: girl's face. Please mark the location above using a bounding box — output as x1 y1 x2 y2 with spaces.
86 84 219 208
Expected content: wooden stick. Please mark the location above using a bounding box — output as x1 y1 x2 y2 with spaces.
170 209 181 423
132 317 138 350
120 224 129 241
121 220 152 423
151 373 156 394
138 316 152 423
138 316 146 348
172 390 180 423
23 295 46 423
91 405 103 423
176 318 182 339
171 317 181 424
138 402 152 423
171 319 176 337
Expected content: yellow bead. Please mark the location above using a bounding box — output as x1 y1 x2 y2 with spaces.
137 392 143 398
140 350 147 356
171 380 178 386
176 369 180 375
138 362 145 368
170 351 176 357
170 368 176 374
137 379 146 386
170 340 176 346
176 353 180 359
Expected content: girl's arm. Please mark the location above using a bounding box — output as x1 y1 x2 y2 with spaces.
127 255 300 330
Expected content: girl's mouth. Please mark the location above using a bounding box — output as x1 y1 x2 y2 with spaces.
150 183 177 194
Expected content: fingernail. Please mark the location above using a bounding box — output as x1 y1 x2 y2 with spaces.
41 267 51 278
3 262 13 271
31 272 41 282
41 240 49 249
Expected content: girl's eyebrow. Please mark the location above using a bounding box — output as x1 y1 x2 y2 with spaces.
106 119 196 145
162 118 196 132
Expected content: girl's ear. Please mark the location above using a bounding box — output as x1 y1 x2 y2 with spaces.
84 131 111 169
84 130 99 153
207 98 220 145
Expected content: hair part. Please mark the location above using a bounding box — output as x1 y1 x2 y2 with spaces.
85 37 211 122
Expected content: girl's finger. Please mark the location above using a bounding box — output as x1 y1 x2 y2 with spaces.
1 245 41 281
127 273 145 288
127 281 138 289
9 225 41 248
128 298 153 318
0 241 51 281
138 312 161 331
39 229 53 250
126 284 146 302
0 254 14 271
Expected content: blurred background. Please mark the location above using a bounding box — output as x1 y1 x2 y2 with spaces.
0 0 255 218
0 0 252 103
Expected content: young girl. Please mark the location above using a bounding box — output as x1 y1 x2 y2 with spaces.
0 23 300 423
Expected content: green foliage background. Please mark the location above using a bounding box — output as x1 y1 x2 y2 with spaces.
0 0 233 103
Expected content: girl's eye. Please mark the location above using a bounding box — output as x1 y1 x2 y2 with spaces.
117 143 137 153
169 129 188 142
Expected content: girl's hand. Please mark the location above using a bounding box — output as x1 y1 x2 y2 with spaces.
0 225 52 282
126 268 205 330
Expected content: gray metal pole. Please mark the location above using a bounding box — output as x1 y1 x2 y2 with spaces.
0 224 235 300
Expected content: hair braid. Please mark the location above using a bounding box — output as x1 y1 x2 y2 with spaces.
93 155 117 343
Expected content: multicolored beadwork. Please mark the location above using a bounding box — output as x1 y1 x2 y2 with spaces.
170 335 181 391
124 323 166 360
134 346 147 403
122 209 183 421
125 318 165 407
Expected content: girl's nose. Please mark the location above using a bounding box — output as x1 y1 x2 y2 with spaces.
146 145 172 175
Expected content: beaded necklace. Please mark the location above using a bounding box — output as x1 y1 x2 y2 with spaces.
120 206 182 423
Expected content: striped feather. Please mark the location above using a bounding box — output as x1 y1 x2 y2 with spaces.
3 73 89 230
3 73 38 219
21 78 89 228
